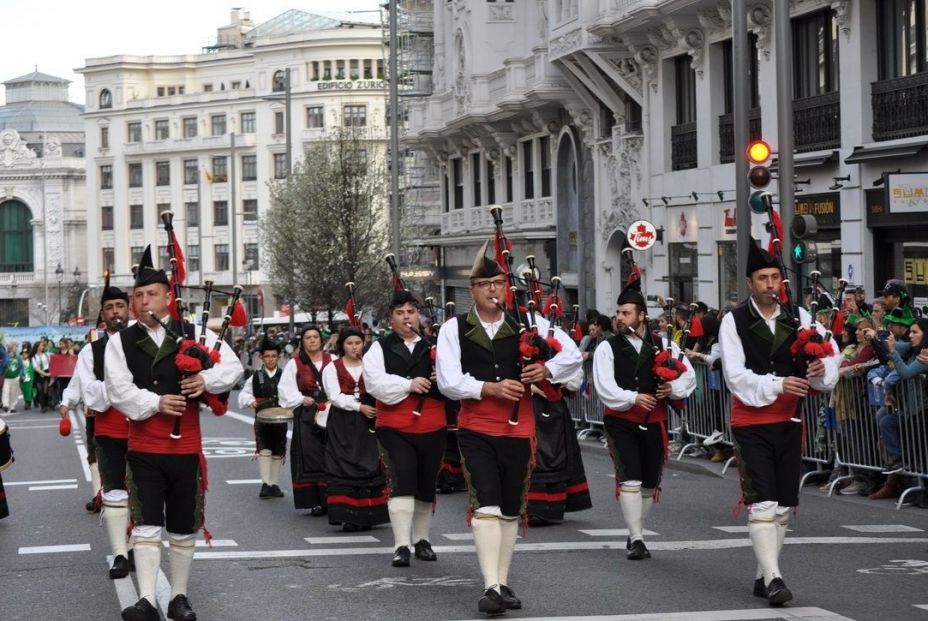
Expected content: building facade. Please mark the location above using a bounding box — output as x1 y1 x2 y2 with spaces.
0 71 88 327
78 9 387 316
406 0 928 313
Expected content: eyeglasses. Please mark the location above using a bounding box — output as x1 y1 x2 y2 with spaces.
473 279 507 290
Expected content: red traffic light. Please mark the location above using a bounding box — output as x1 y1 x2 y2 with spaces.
747 140 772 164
748 166 772 188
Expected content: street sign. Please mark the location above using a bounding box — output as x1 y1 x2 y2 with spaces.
627 220 658 250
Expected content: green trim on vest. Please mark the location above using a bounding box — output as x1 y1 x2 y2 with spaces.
463 305 516 352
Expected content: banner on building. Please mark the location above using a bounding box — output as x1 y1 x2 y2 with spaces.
887 172 928 214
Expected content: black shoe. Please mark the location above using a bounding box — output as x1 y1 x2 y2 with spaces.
128 548 136 572
766 577 793 606
121 598 159 621
109 554 130 579
413 539 437 561
478 588 507 616
392 546 411 567
342 522 360 532
626 536 632 551
167 594 197 620
259 483 273 499
270 484 285 498
309 505 327 517
86 496 102 513
753 577 766 597
499 585 521 610
626 539 651 560
527 515 551 527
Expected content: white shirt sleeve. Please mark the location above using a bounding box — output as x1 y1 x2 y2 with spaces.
667 340 697 399
362 340 413 405
198 329 244 394
719 312 784 407
323 363 361 412
238 371 255 409
533 316 584 383
436 317 485 401
79 344 111 413
592 339 639 411
60 350 86 410
104 333 161 421
277 359 303 408
800 308 841 393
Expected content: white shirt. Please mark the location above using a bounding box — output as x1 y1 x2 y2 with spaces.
322 360 363 412
77 333 120 413
719 298 840 407
592 331 697 411
278 354 337 408
436 310 583 401
237 366 282 410
60 347 87 410
104 316 243 421
362 337 423 406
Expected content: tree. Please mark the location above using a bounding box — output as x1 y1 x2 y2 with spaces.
260 127 390 323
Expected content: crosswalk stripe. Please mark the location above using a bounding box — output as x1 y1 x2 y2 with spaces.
28 484 79 491
579 529 659 537
841 524 923 533
304 536 380 544
161 539 237 548
4 478 77 486
442 533 522 541
453 606 855 621
19 544 91 555
226 479 263 485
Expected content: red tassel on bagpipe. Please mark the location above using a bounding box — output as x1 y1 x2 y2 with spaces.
229 301 248 327
573 321 583 342
831 309 846 336
627 262 642 286
652 349 686 382
689 316 704 338
542 294 564 319
167 231 187 320
790 327 834 359
494 229 515 308
767 210 783 256
345 298 359 328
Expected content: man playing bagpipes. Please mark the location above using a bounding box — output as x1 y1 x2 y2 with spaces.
592 274 696 562
436 240 581 616
238 340 287 499
104 245 243 621
719 240 839 606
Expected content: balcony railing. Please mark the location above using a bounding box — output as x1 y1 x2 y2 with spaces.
794 91 840 152
671 122 697 171
440 199 555 236
719 108 762 164
872 72 928 142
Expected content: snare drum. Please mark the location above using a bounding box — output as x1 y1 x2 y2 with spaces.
0 418 14 472
255 407 294 424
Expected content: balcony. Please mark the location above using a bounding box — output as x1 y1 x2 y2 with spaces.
0 271 36 283
122 133 258 155
719 108 762 164
440 199 555 236
671 122 697 171
872 72 928 142
793 92 840 152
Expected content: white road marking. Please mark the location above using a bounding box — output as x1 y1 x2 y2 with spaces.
161 539 237 548
19 544 91 555
842 524 923 533
5 417 55 423
914 604 928 611
107 555 140 610
5 424 60 430
453 607 855 621
226 479 263 485
304 536 380 544
204 453 254 459
579 529 659 537
712 526 792 534
193 536 928 561
28 484 79 491
155 569 172 617
70 411 92 482
441 533 522 541
4 478 77 486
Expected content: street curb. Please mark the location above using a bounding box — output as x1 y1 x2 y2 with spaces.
577 438 726 479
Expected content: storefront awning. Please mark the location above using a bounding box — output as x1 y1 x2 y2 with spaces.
844 140 928 163
771 150 837 170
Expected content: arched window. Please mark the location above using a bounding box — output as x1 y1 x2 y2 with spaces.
99 89 113 109
0 200 34 272
272 70 287 92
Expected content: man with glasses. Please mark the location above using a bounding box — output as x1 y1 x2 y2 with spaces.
239 341 287 499
437 241 581 616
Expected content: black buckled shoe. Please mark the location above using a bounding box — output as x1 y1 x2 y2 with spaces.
120 597 159 621
765 577 793 606
392 546 411 567
309 505 327 517
167 594 197 620
86 495 102 513
342 522 360 532
259 483 273 499
478 588 507 616
109 554 130 579
753 577 766 598
270 484 285 498
413 539 437 561
499 585 521 610
626 539 651 560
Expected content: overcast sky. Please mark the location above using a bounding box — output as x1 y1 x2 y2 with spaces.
1 0 384 105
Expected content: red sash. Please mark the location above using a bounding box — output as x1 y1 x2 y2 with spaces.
93 406 130 439
458 393 534 439
604 400 668 425
128 402 202 453
376 394 446 433
730 394 801 427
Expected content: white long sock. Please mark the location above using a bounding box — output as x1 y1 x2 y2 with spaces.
269 456 284 486
412 500 433 543
497 518 519 587
168 535 195 598
749 519 781 585
387 496 415 549
641 488 655 532
258 450 272 484
471 515 502 590
90 462 102 495
619 487 644 542
133 537 162 605
104 504 129 557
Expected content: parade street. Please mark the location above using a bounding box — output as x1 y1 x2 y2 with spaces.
1 400 927 621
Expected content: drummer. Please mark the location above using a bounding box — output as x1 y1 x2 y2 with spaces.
238 341 287 499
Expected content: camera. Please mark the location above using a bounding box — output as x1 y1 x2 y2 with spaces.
876 330 890 341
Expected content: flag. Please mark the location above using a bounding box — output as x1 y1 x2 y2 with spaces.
204 169 214 183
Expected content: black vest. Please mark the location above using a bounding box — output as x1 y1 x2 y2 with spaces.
381 332 441 399
252 367 282 411
119 321 196 396
456 311 521 383
91 334 109 382
730 301 804 378
605 331 659 394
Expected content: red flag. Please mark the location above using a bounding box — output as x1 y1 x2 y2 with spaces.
229 300 248 327
167 231 187 320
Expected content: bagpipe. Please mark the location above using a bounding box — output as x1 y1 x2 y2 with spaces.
344 281 361 328
159 211 247 439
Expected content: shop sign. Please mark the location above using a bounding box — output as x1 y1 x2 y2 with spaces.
887 172 928 213
312 80 386 92
905 258 928 286
794 193 840 228
627 220 658 250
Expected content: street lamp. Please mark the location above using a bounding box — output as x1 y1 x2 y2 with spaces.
73 266 81 285
55 263 63 325
37 302 48 326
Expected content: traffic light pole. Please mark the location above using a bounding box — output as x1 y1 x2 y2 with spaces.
775 0 797 303
733 0 751 300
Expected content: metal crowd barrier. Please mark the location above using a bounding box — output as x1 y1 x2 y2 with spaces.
892 375 928 510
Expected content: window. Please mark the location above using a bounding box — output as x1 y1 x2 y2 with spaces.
675 56 697 124
157 87 165 97
452 158 463 209
793 9 839 98
505 156 513 203
486 159 496 204
344 104 367 127
350 59 360 80
336 60 346 80
322 61 332 80
154 119 169 140
723 35 760 112
101 205 114 231
99 89 112 109
186 201 200 227
311 61 320 81
127 122 142 143
213 200 229 226
540 136 551 198
100 165 113 190
212 156 228 182
231 81 241 90
273 153 288 179
183 117 197 138
100 126 109 149
102 248 115 274
203 83 213 92
306 106 324 128
242 155 257 181
129 163 143 188
187 245 200 272
183 159 197 185
274 111 285 135
241 111 256 134
211 114 226 136
244 243 259 269
1 201 35 272
877 0 928 79
156 161 170 186
130 246 144 266
214 244 230 271
130 205 144 229
472 153 482 207
243 199 258 222
442 168 450 212
364 59 373 79
272 70 287 92
158 245 170 269
522 141 534 199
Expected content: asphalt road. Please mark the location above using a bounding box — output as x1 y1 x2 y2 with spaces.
2 397 928 621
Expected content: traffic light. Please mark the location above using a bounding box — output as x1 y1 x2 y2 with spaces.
747 139 773 213
790 214 818 264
